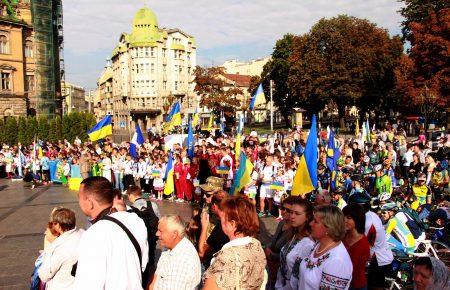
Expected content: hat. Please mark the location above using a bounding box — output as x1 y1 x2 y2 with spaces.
250 131 258 137
374 164 383 172
381 202 398 212
200 176 224 192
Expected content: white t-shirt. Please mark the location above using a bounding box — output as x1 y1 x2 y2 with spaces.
297 242 352 290
365 211 393 266
261 165 277 184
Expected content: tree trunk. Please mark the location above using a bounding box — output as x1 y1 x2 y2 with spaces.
338 105 346 130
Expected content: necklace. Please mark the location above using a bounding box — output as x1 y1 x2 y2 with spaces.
315 241 338 256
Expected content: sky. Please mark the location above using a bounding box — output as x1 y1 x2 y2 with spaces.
62 0 405 89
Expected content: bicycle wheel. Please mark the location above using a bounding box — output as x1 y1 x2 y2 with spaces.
430 240 450 266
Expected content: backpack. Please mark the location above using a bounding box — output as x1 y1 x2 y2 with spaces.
128 200 159 285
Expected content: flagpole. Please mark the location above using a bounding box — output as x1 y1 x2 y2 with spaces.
270 79 273 132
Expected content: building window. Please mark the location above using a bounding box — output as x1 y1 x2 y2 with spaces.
151 47 155 57
25 75 34 92
25 40 33 58
151 63 155 74
162 48 166 57
0 34 9 54
174 81 178 91
1 72 11 90
163 81 167 90
163 64 167 73
145 47 149 57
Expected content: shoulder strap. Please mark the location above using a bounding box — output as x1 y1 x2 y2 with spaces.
102 216 142 267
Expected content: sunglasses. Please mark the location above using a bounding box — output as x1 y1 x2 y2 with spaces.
204 193 213 198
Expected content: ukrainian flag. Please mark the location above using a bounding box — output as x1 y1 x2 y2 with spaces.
164 102 182 133
292 115 318 196
230 152 254 196
87 115 113 142
249 83 266 111
192 108 200 128
163 153 175 196
235 114 244 162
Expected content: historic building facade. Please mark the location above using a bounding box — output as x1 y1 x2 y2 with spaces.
108 6 197 138
222 57 270 77
0 0 63 119
61 81 87 114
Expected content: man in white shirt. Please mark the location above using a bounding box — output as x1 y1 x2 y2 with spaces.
149 215 201 290
74 177 149 290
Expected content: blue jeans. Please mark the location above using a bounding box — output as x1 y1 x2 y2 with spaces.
114 172 123 191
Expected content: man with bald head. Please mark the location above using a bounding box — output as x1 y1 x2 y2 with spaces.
74 176 149 290
149 215 201 290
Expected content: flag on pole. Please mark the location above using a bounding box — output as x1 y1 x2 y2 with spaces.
87 115 113 141
220 111 225 134
163 153 175 196
365 120 371 142
207 114 214 131
192 108 200 128
326 129 340 171
230 152 254 196
235 114 244 163
292 115 318 196
355 119 360 136
187 118 195 159
249 83 265 111
130 123 145 159
163 102 182 133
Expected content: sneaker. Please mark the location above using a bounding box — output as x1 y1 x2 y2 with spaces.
258 212 266 218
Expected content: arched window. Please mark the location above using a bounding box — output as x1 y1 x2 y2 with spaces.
0 34 9 54
25 40 33 58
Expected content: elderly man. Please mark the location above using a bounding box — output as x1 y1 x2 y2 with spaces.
149 215 201 290
74 176 149 290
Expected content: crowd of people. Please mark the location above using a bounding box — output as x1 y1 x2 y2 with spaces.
2 121 449 290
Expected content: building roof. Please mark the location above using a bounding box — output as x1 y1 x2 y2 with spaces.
128 7 161 47
222 73 252 87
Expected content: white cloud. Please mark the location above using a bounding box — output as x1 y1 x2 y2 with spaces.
62 0 404 86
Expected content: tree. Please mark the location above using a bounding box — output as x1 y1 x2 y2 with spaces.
288 15 403 127
0 119 5 144
17 116 27 144
25 117 38 145
397 5 449 125
194 66 243 116
399 0 449 42
37 116 49 141
262 34 296 127
3 117 18 145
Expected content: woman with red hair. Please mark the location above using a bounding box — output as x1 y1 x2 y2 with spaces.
203 196 266 290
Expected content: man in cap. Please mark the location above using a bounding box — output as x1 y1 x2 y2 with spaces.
199 176 224 214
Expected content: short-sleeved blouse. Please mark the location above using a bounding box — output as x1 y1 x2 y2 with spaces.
204 237 266 290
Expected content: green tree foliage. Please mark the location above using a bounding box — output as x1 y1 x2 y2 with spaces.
288 15 403 126
262 34 296 126
0 119 5 144
37 116 49 140
4 117 18 145
17 116 27 144
25 117 38 144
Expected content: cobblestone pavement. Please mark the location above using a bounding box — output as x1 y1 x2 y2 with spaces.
0 179 277 290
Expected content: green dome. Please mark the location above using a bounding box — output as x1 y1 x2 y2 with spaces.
133 7 158 29
129 7 160 47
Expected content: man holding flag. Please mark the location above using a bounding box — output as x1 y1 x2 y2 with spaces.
130 123 145 159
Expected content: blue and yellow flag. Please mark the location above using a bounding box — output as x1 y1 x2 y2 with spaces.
163 153 175 196
249 83 265 111
326 130 340 171
292 115 318 196
192 108 200 128
235 114 244 163
230 152 254 196
187 118 195 159
87 115 113 142
164 102 182 133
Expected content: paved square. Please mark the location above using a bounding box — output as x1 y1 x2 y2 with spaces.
0 180 277 289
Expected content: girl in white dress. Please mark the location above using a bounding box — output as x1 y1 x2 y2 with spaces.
297 205 353 290
275 198 315 290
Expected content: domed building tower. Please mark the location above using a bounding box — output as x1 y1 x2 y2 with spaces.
109 6 197 140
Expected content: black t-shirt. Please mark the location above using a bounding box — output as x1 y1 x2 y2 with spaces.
204 223 229 268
